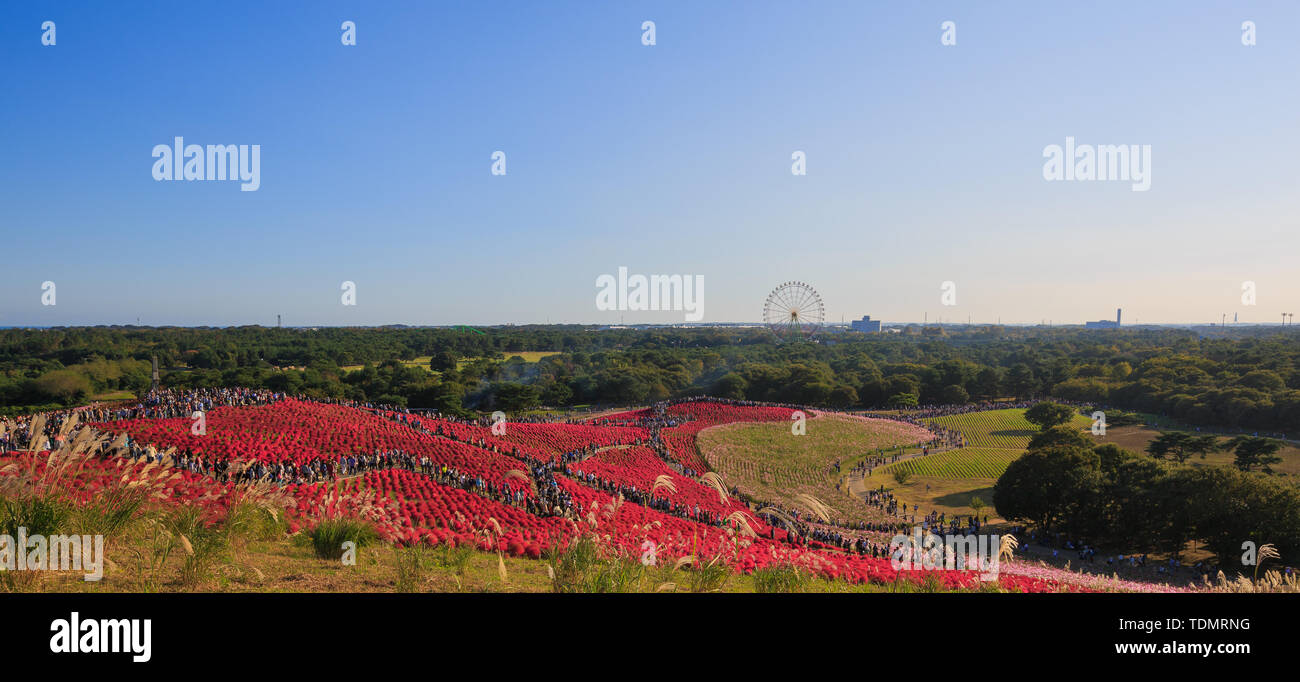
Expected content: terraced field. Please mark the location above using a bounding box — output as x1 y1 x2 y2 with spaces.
887 447 1023 479
880 408 1094 479
862 407 1095 517
923 408 1093 450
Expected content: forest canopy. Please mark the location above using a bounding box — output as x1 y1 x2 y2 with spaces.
4 325 1300 432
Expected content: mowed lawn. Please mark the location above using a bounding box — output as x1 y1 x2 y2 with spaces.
698 413 931 523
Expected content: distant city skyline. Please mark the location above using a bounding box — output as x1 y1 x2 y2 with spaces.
2 2 1298 327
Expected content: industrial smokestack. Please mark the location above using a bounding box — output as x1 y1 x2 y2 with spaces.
1116 308 1122 326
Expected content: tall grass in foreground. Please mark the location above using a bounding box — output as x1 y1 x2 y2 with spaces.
394 540 492 592
309 519 378 560
544 535 698 593
684 554 731 593
166 506 231 587
431 542 477 591
0 421 157 590
1204 568 1300 593
751 563 805 593
0 494 73 538
546 535 642 593
73 487 147 538
394 545 432 592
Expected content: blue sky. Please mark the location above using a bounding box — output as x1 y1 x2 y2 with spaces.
1 1 1297 327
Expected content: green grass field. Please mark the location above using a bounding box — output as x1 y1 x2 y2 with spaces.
887 447 1023 479
90 390 137 401
341 352 560 373
923 408 1093 450
501 351 561 363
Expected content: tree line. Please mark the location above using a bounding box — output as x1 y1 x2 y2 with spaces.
5 325 1300 433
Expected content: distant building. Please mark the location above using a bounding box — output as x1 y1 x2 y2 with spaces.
1086 308 1122 329
850 315 882 333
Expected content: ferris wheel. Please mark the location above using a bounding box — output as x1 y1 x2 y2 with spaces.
762 281 825 339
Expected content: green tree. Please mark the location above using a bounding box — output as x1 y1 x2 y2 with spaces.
711 373 748 400
429 350 459 372
993 446 1102 533
1185 434 1221 460
1006 364 1038 398
887 392 919 408
1146 431 1195 463
938 384 969 404
1027 425 1092 451
1024 401 1075 430
1225 436 1284 474
491 382 542 412
31 370 93 404
827 385 859 408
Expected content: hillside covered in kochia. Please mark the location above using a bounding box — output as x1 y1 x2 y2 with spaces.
4 326 1300 432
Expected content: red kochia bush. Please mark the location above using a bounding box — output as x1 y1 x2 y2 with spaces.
558 478 1085 592
287 470 573 554
400 413 650 462
57 397 1086 592
572 446 772 531
0 451 267 524
93 400 530 491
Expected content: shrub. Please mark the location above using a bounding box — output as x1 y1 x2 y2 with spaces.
167 506 231 587
309 519 378 560
546 535 645 593
394 545 432 593
0 494 72 538
752 563 804 593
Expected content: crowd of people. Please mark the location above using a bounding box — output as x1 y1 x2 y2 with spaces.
865 400 1041 420
77 387 282 423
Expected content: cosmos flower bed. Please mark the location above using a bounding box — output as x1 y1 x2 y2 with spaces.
661 427 710 472
998 560 1195 593
0 446 1087 592
584 408 652 425
397 413 557 463
664 402 803 424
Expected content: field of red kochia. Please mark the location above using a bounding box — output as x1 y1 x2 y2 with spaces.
1 398 1087 592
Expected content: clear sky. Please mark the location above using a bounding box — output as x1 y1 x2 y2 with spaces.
1 1 1297 327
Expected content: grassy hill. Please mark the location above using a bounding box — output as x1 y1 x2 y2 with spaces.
698 413 931 523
